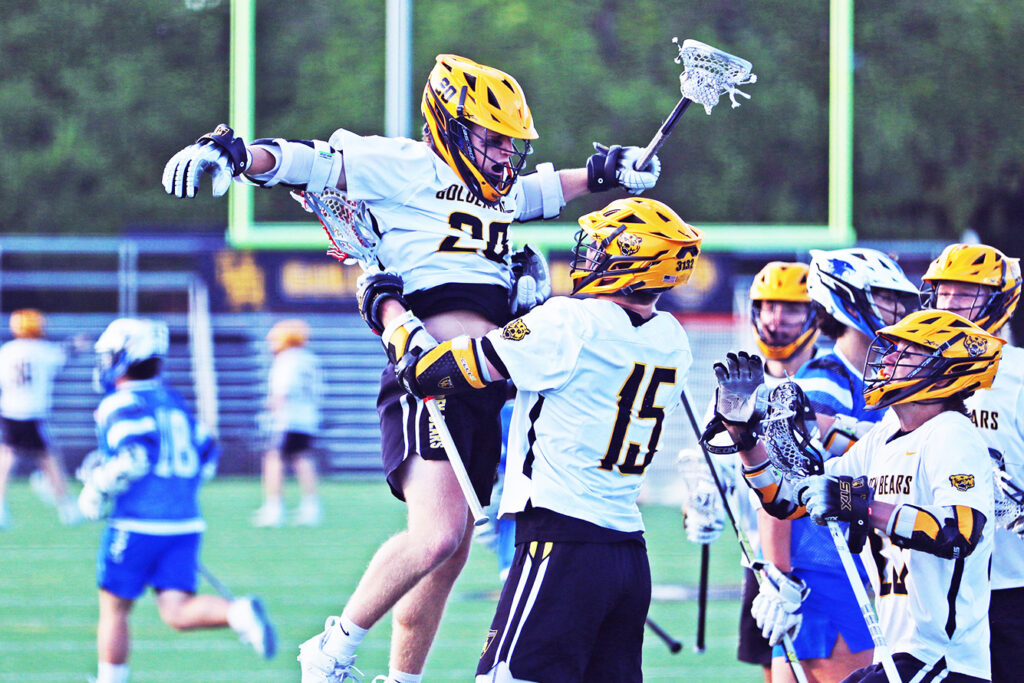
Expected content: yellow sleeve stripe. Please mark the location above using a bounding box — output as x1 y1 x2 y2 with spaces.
954 505 975 541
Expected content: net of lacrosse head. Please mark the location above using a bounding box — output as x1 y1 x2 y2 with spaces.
291 188 379 267
989 448 1024 532
761 379 825 482
674 37 758 114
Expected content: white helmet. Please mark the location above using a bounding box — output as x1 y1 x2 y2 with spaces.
93 318 169 392
807 248 919 338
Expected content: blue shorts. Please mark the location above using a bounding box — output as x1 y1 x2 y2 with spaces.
772 567 874 660
97 528 200 600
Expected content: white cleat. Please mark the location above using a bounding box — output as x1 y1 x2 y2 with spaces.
0 504 10 530
59 499 85 526
298 617 363 682
252 504 284 528
293 501 322 527
234 596 278 659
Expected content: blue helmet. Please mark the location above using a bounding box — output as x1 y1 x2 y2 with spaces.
807 248 919 338
93 318 169 392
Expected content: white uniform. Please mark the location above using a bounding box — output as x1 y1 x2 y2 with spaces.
966 343 1024 590
0 338 66 420
487 296 693 533
827 409 994 680
330 130 529 294
268 346 321 436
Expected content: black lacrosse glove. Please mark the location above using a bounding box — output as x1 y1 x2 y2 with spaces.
586 143 625 193
357 269 409 336
197 124 252 177
800 475 873 553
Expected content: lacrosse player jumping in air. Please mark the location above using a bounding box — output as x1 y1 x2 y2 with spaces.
79 319 276 683
920 243 1023 683
163 53 661 683
713 306 1003 683
358 197 702 683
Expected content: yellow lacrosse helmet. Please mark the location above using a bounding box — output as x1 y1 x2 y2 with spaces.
749 262 819 360
267 319 310 354
863 309 1004 409
920 243 1021 334
10 309 45 339
570 197 704 296
421 54 537 206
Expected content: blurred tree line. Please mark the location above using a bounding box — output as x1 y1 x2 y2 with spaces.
2 0 1022 253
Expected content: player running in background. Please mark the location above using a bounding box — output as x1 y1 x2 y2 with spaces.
688 262 821 682
78 318 276 683
745 249 918 682
253 319 324 528
163 53 660 683
717 308 1002 682
0 309 84 527
920 243 1023 683
359 197 701 683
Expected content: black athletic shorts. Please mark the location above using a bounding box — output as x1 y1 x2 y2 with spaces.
274 431 313 461
377 363 506 504
737 567 772 667
841 652 988 683
990 586 1024 683
1 417 49 455
477 508 649 683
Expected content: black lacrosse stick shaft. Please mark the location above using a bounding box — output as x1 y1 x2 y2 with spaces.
695 544 709 653
645 617 683 654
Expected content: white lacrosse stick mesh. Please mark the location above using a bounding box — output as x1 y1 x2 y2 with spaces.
675 38 757 114
292 189 379 266
994 469 1024 530
762 380 825 481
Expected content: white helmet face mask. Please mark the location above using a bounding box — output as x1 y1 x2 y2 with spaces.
807 248 919 337
93 318 169 392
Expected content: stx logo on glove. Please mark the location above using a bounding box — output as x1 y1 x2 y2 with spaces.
838 478 854 513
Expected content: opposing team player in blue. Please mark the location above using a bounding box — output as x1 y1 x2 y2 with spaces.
163 53 660 683
746 248 919 682
358 197 701 683
78 318 276 683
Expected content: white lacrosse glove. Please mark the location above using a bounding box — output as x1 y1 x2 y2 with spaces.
78 484 109 521
712 351 768 426
677 449 726 545
821 414 874 456
750 561 809 646
509 244 551 317
616 146 662 195
162 124 252 198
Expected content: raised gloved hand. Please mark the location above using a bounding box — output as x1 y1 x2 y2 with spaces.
586 143 661 195
357 268 409 336
509 244 551 317
162 124 252 198
799 474 872 552
750 560 809 646
713 351 768 427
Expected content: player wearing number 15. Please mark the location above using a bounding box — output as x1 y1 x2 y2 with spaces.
78 319 276 683
360 197 702 682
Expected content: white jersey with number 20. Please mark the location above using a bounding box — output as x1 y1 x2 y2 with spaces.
486 297 693 534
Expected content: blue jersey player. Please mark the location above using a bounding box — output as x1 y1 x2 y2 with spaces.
77 318 277 683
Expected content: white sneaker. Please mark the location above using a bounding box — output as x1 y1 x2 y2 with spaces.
233 596 277 659
298 617 363 683
59 499 84 526
252 504 284 528
293 500 322 527
0 504 10 530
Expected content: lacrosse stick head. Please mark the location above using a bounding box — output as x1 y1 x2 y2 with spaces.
294 189 379 267
674 38 757 114
761 380 824 481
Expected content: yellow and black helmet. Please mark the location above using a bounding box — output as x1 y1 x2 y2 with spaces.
863 309 1004 409
10 309 45 339
421 54 537 206
749 262 819 360
570 197 703 296
267 319 310 354
920 243 1021 334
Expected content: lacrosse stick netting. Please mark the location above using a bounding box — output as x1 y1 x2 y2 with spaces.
292 189 380 266
762 380 901 683
675 38 757 115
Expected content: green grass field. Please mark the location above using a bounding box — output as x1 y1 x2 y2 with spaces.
0 477 759 681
